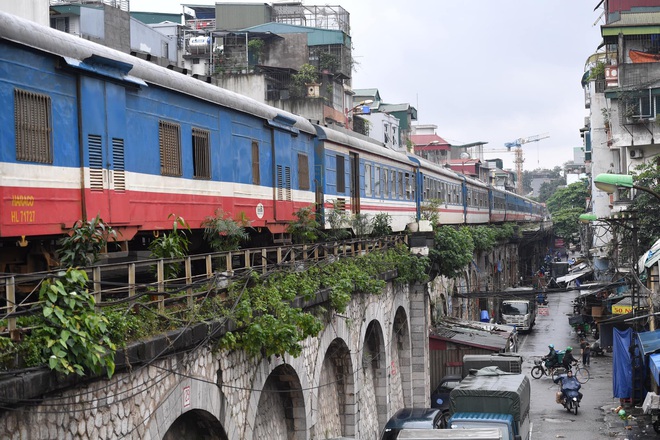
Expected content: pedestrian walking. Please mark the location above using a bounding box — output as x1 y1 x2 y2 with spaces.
580 338 591 367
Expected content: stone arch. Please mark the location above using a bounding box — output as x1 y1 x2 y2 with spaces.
145 374 231 440
390 306 412 408
163 409 228 440
360 318 387 435
253 364 307 440
313 337 356 438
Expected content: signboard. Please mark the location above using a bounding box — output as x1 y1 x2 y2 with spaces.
554 239 565 248
183 385 191 408
612 304 632 315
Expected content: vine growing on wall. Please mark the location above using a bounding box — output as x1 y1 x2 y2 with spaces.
217 245 427 358
35 269 116 377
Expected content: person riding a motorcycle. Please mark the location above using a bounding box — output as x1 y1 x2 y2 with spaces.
553 369 583 403
543 344 559 368
562 346 578 370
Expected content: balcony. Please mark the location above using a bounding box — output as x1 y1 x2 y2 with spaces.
50 0 128 11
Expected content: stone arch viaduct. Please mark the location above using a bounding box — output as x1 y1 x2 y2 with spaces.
0 278 429 439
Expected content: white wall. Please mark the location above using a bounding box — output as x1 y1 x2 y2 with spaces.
0 0 49 26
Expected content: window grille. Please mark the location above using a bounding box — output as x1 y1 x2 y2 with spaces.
298 153 310 190
336 155 345 193
159 120 181 176
192 128 210 179
14 89 52 164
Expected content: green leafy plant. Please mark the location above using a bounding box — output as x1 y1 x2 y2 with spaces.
34 269 116 377
326 200 351 241
291 63 319 98
202 209 250 252
371 212 393 237
469 226 497 253
149 214 191 280
420 198 443 228
57 214 117 268
319 52 339 72
217 246 421 358
247 38 264 64
429 226 474 279
287 206 320 244
351 213 371 237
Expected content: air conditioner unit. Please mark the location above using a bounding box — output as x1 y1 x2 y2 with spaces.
630 149 644 159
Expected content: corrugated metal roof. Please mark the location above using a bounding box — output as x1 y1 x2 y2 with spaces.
637 329 660 356
430 318 515 352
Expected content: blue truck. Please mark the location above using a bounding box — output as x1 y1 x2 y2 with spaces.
448 367 532 440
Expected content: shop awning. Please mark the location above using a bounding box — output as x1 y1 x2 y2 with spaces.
638 238 660 273
556 269 592 284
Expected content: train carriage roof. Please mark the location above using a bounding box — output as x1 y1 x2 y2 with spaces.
0 11 316 136
315 124 417 166
407 153 485 186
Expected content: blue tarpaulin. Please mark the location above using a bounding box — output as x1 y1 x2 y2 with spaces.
650 354 660 387
613 328 632 398
637 329 660 356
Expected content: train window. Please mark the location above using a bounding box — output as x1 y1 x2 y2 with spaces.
298 153 310 190
336 155 345 193
192 128 210 179
252 141 260 185
404 173 411 200
390 170 396 198
398 171 403 199
374 165 381 197
159 120 182 176
14 89 52 164
365 164 372 196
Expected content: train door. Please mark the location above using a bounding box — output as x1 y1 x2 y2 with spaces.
79 77 130 224
350 152 360 214
272 129 294 221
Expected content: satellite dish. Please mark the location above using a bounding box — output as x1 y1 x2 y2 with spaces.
460 152 471 160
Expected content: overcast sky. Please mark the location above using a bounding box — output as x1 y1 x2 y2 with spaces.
130 0 603 171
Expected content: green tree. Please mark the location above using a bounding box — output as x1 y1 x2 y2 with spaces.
429 226 474 279
545 179 589 214
469 226 497 253
545 179 589 244
630 159 660 246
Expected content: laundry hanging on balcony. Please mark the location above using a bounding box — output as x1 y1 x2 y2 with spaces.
629 50 660 63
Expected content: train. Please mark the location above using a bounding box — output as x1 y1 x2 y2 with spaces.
0 11 547 273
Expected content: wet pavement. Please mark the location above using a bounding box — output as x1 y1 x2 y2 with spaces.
520 288 659 439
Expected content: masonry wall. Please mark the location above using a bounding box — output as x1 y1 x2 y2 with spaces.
0 279 429 440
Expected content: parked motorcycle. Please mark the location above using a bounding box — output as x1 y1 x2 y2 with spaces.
530 359 566 379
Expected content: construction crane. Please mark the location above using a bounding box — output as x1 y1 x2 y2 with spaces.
501 133 550 195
